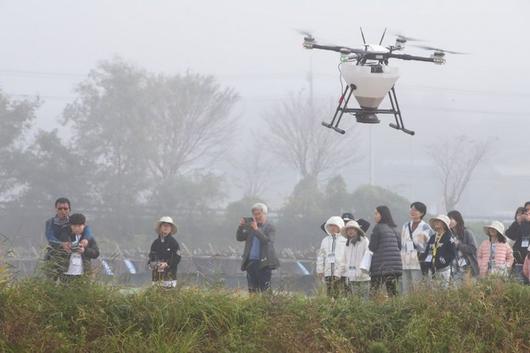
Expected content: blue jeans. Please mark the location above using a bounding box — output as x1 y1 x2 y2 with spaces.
246 260 272 293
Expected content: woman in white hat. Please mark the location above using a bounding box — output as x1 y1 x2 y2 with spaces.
477 221 514 277
423 215 456 286
148 216 181 288
339 220 370 299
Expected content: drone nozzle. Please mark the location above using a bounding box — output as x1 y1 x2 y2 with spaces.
432 56 446 65
303 36 315 49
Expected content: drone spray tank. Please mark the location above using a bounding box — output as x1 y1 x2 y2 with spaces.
340 57 399 124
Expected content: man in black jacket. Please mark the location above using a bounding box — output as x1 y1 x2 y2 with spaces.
236 203 280 293
506 202 530 283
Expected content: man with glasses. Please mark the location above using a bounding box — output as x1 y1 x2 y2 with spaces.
506 201 530 283
45 197 93 255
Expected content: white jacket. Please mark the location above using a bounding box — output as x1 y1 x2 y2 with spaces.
339 236 371 282
400 220 432 270
316 234 347 277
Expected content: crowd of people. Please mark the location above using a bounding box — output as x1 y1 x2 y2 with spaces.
41 197 530 295
316 201 530 298
44 197 182 288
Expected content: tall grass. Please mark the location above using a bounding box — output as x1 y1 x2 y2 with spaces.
0 276 530 353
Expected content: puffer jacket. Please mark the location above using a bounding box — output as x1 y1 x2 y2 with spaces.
316 216 347 277
339 236 370 282
477 240 514 277
369 223 403 276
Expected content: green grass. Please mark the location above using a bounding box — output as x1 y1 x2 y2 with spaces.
1 274 530 353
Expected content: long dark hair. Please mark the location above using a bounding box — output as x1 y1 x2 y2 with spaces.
376 206 396 228
447 210 465 238
515 207 525 221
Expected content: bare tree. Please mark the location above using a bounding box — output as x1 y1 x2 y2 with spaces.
144 72 239 180
428 136 492 212
230 137 272 198
264 92 361 179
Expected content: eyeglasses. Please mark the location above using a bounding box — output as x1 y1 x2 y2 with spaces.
57 207 69 211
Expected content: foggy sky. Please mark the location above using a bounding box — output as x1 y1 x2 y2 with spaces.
0 0 529 217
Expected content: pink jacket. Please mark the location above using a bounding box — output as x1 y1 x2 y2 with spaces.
523 256 530 281
477 240 514 277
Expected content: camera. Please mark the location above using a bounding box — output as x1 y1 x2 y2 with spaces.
150 261 167 272
243 217 254 224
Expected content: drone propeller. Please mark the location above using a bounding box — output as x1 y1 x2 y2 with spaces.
295 29 313 37
413 45 467 55
395 34 423 42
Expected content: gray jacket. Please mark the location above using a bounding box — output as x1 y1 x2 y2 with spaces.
369 223 403 276
236 222 280 271
455 228 479 276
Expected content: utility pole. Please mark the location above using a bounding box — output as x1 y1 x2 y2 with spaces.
307 54 314 107
369 125 374 185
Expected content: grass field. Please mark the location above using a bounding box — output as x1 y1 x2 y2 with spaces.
1 266 530 353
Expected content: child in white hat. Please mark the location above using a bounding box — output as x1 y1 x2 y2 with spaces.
477 221 514 277
339 220 371 298
148 216 181 288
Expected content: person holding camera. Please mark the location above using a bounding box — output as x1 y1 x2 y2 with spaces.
236 203 280 293
148 216 181 288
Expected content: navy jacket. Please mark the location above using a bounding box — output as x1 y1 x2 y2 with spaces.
149 235 181 281
423 231 456 271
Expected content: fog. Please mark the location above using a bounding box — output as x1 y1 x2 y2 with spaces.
1 0 529 255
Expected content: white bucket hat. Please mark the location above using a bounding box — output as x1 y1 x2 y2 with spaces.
324 216 344 235
342 220 366 237
155 216 177 235
429 215 451 231
483 221 505 239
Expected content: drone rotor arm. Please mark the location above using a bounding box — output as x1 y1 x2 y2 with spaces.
389 53 445 64
311 43 365 55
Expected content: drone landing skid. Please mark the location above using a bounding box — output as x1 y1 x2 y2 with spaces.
322 85 415 136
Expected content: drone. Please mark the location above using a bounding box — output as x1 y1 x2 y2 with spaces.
300 28 463 135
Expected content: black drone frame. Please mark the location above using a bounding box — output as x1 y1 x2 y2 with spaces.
304 42 443 136
302 26 450 136
322 83 415 136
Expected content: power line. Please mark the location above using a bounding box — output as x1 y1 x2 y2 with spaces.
2 68 529 98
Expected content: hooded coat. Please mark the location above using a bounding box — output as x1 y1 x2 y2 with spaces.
316 217 347 277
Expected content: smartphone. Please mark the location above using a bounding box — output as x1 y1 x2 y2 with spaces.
243 217 254 224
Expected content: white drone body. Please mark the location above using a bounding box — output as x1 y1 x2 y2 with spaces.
341 62 399 110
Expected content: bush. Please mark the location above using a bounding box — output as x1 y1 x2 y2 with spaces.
1 278 530 353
